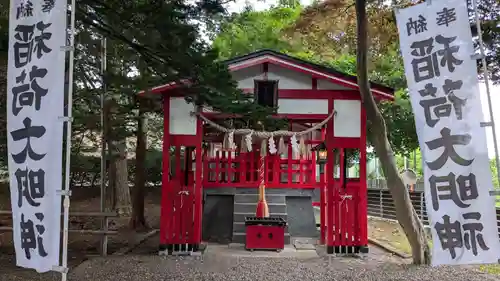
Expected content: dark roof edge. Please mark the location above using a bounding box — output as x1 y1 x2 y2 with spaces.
222 49 395 95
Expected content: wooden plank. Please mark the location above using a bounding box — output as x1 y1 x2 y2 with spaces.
0 211 117 217
0 227 118 235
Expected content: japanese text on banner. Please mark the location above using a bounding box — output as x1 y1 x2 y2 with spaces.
395 0 500 266
7 0 66 273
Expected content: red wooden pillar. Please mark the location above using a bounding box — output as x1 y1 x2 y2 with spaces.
193 116 203 245
320 162 326 245
326 98 336 253
338 147 346 248
311 152 316 184
159 95 203 252
160 95 171 246
319 127 326 245
288 120 293 184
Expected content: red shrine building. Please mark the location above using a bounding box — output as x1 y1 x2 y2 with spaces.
139 50 394 254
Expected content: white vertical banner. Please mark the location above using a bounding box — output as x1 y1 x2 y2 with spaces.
395 0 500 265
7 0 67 272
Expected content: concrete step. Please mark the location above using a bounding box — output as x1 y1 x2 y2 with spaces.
233 212 288 223
234 202 287 214
232 222 289 233
232 232 291 244
234 194 286 204
233 189 292 195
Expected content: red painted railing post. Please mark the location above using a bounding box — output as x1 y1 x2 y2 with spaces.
250 149 255 182
311 152 316 185
239 153 246 184
215 151 220 184
287 143 292 184
320 162 326 245
202 150 208 184
227 150 233 183
202 148 324 189
273 155 280 185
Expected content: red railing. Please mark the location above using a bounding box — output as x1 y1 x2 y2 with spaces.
203 150 320 188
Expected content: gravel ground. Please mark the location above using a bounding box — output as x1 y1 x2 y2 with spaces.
2 245 500 281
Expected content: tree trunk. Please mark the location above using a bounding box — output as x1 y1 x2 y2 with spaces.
103 97 132 216
355 0 431 264
107 156 117 210
129 98 149 230
114 139 132 217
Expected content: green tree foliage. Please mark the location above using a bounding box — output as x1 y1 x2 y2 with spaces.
472 0 500 82
294 0 499 83
491 159 499 188
395 150 423 176
212 2 418 156
393 151 499 189
212 0 499 157
212 4 304 60
77 0 281 131
1 0 498 183
291 0 400 61
1 0 284 182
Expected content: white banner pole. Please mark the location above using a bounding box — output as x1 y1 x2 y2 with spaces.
60 0 77 279
471 0 500 185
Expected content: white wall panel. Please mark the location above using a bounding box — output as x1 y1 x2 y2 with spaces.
334 99 361 138
277 99 329 114
169 97 197 135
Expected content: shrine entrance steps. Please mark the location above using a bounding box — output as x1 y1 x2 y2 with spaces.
202 188 319 245
232 192 291 244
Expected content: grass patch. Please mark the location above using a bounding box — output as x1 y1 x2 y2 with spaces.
367 217 435 254
480 265 500 275
367 218 500 275
368 217 413 254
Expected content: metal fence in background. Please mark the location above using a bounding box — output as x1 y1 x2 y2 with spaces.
367 179 425 192
367 188 429 225
367 188 500 237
